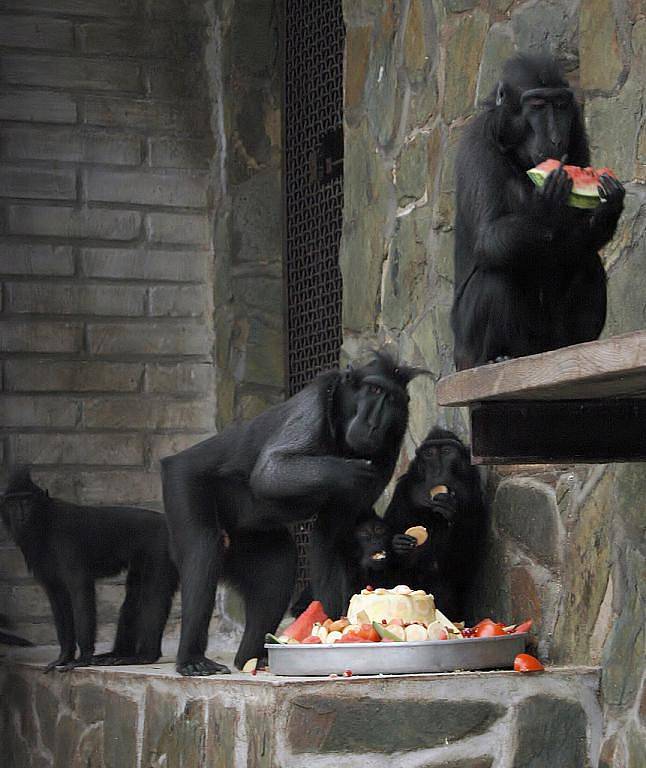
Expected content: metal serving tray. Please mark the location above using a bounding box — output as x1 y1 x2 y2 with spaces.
266 633 528 676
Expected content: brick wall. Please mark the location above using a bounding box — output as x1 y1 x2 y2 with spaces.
0 0 219 644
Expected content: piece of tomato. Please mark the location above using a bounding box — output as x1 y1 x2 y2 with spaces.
514 653 544 673
358 624 381 642
474 622 506 638
337 632 365 643
473 618 497 629
300 635 322 644
513 619 533 634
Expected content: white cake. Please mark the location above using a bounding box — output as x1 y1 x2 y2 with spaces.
346 585 436 625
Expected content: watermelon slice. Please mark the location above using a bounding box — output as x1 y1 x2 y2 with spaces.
280 600 328 642
527 159 617 209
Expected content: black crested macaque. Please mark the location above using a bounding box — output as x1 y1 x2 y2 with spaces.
290 512 393 618
384 427 485 620
161 351 425 675
308 511 393 618
0 469 178 672
352 513 392 588
451 53 625 370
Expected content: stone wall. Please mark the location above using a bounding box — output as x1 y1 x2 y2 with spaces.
209 0 285 430
342 1 645 765
0 0 283 646
0 661 602 768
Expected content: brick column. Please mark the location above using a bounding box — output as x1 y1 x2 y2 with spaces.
0 0 217 643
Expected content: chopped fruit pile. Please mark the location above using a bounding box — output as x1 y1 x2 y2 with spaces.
266 590 533 646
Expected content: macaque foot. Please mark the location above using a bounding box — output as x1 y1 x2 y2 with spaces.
54 657 93 673
91 651 118 664
177 656 231 676
43 655 75 673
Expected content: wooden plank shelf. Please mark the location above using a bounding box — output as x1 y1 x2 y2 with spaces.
436 331 646 464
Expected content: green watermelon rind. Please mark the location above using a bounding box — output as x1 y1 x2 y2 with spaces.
527 168 601 210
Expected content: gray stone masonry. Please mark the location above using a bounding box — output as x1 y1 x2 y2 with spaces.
1 656 602 768
341 1 646 764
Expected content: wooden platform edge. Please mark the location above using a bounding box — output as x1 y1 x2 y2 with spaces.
437 330 646 406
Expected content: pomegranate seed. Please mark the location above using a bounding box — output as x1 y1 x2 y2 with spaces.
343 669 353 677
365 585 374 591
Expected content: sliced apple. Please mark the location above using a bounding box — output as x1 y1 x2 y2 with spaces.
372 621 404 642
426 620 445 640
327 618 350 633
384 623 406 641
313 624 328 642
435 607 462 636
404 623 428 642
355 609 371 625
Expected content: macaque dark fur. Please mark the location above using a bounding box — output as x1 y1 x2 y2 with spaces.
451 53 625 370
0 469 178 672
161 351 425 675
306 510 394 618
384 427 486 620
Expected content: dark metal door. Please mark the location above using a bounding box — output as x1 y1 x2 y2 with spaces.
284 0 344 396
283 0 345 594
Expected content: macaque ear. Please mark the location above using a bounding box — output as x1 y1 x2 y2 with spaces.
496 81 505 106
342 364 357 386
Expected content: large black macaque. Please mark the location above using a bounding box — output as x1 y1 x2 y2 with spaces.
384 427 485 620
0 469 178 672
451 53 625 370
161 352 423 676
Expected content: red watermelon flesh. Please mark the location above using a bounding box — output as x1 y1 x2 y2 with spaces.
527 159 616 209
280 600 328 642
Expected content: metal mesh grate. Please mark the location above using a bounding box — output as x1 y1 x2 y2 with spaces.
284 0 345 594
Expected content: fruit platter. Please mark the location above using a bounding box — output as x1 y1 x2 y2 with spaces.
265 586 535 677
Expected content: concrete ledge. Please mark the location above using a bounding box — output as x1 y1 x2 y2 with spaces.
1 652 601 768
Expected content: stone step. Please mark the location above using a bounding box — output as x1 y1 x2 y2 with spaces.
1 657 601 768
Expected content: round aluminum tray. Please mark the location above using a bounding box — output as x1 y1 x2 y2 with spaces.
266 633 528 676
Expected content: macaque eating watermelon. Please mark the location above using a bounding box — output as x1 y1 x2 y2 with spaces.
527 159 618 209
